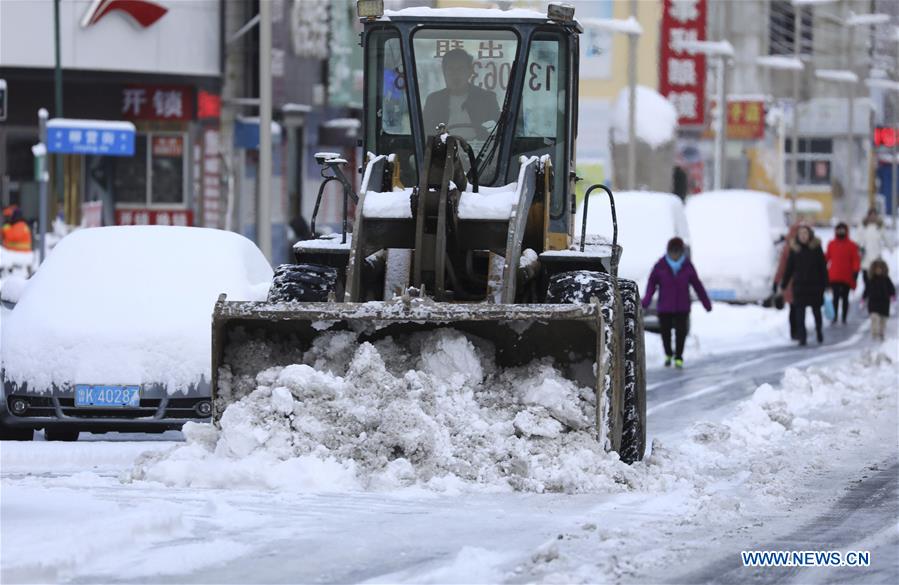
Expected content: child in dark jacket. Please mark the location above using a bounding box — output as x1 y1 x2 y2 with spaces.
863 259 895 341
642 237 712 368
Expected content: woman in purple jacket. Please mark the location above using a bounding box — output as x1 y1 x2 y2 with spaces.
642 237 712 368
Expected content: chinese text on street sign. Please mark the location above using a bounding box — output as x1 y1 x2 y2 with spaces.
46 119 136 156
659 0 707 127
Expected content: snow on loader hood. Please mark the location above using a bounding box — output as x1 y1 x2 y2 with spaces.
1 226 272 394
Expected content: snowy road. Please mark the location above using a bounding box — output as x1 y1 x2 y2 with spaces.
2 315 896 584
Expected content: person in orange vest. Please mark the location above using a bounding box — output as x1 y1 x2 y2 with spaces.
2 205 33 252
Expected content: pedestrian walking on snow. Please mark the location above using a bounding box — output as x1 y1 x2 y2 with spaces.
781 225 828 345
863 259 895 341
858 208 887 292
825 222 860 324
773 223 802 340
642 237 712 369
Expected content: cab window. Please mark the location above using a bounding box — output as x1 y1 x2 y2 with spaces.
510 34 568 223
366 30 416 185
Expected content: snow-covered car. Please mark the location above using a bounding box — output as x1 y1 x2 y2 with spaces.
0 226 272 441
685 190 788 303
576 190 690 330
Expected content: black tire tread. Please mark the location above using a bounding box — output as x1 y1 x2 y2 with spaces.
268 263 338 303
547 270 625 454
618 279 647 463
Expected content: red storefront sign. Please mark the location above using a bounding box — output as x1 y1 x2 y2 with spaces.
659 0 707 127
705 99 766 140
121 85 194 120
115 209 193 226
726 100 764 140
197 90 222 120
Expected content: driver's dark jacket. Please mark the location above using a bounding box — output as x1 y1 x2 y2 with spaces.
423 85 500 135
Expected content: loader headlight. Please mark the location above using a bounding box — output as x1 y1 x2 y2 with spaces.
548 3 575 22
357 0 384 20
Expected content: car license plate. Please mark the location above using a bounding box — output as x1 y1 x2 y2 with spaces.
74 385 141 408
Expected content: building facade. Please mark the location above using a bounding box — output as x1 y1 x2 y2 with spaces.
702 0 897 220
0 0 222 228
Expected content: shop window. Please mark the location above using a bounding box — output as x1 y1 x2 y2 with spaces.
150 135 185 204
785 138 832 186
85 132 186 207
110 135 148 203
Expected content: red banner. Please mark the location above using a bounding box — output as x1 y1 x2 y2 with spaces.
121 85 194 121
115 208 193 226
659 0 707 127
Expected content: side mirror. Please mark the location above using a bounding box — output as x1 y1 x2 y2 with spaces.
0 275 28 309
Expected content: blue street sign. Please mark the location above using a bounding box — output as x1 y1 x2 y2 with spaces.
46 119 136 156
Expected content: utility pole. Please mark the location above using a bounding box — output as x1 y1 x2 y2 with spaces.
37 109 49 263
713 56 728 190
626 0 638 190
53 0 63 223
846 22 856 219
893 38 898 224
791 4 801 218
258 1 273 261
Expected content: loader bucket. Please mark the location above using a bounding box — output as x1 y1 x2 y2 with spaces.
211 295 609 441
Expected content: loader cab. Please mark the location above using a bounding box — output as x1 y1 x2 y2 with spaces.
362 6 582 249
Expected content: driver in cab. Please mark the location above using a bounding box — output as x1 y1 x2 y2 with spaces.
424 48 500 141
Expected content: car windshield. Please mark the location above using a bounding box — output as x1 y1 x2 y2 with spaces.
412 28 518 184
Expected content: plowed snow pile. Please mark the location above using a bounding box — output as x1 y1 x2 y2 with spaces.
133 329 631 493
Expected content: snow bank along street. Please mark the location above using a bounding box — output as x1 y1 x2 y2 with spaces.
2 321 896 583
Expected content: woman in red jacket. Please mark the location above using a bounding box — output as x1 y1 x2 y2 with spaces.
825 222 860 324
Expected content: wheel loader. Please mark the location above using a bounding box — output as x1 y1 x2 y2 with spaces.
212 1 647 463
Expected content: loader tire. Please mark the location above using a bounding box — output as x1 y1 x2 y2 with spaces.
268 263 337 303
547 271 625 454
618 279 647 464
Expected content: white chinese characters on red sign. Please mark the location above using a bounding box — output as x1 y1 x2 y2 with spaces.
660 0 707 127
122 85 193 121
115 209 193 227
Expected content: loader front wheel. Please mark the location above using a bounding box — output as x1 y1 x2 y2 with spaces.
268 263 338 303
547 270 625 454
618 279 647 463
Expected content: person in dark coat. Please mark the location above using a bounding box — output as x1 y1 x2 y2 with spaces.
862 259 895 341
781 225 828 345
423 49 500 139
825 222 860 324
642 237 712 368
773 223 801 340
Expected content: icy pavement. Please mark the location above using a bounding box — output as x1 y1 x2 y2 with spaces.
1 317 897 584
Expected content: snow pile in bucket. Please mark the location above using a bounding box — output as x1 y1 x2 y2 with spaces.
132 329 637 493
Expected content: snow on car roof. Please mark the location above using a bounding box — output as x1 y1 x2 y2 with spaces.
1 226 272 394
